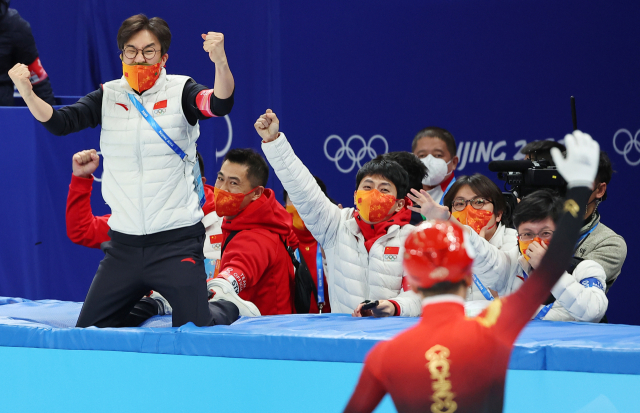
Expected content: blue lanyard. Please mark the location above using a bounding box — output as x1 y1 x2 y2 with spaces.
128 94 187 160
295 246 325 310
128 93 205 208
316 246 325 306
439 176 456 206
575 223 598 250
472 274 494 301
535 303 553 320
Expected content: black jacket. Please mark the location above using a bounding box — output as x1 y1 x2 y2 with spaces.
0 2 55 106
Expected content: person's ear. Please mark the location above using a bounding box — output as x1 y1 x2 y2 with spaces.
353 190 358 206
252 187 264 201
495 211 503 223
201 177 207 185
595 182 607 199
395 198 406 212
161 53 169 68
450 155 459 171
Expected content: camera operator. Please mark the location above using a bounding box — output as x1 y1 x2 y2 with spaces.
575 151 626 295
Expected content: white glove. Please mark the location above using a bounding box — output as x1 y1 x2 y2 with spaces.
551 130 600 189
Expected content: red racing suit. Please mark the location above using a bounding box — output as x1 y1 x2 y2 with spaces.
344 186 590 413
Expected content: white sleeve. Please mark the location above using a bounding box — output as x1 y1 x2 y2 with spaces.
262 133 343 248
467 228 514 291
550 260 608 322
391 289 422 317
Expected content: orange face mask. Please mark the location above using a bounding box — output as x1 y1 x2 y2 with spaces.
122 61 162 93
286 205 306 231
355 189 397 223
518 237 546 261
213 187 258 218
451 205 494 234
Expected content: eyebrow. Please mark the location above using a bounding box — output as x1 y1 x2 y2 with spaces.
217 172 241 182
124 42 156 49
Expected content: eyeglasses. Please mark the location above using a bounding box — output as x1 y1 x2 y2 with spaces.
517 230 554 242
451 197 493 212
122 46 159 61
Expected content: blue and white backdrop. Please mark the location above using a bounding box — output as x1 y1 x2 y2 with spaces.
1 0 638 324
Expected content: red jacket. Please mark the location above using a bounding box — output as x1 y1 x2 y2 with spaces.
66 174 111 248
65 174 218 248
292 226 331 314
218 189 296 315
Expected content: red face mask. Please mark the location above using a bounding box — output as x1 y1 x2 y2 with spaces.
355 189 397 222
451 205 494 234
213 187 258 217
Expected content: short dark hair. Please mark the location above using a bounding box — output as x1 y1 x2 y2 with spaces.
356 156 409 200
117 14 171 55
512 189 563 229
283 176 335 204
519 140 566 165
383 152 427 193
223 148 269 187
443 174 507 216
412 127 457 158
196 151 205 177
417 280 467 297
596 150 614 201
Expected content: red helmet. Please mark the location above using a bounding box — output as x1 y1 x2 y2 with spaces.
403 220 475 289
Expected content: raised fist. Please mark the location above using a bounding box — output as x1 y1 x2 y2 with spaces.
201 32 227 65
254 109 280 143
8 63 33 99
72 149 100 179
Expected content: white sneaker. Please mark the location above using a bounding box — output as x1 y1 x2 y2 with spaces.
149 291 173 315
207 278 261 317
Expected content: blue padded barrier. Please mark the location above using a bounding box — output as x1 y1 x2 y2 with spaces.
1 297 640 375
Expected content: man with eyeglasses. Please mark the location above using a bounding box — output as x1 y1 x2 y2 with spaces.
8 14 238 328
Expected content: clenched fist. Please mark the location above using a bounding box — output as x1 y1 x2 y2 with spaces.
254 109 280 143
8 63 33 99
201 32 227 65
72 149 100 179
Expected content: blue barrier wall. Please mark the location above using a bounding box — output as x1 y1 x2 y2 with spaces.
1 0 638 323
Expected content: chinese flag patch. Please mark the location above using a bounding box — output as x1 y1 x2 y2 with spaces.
384 246 400 255
153 100 167 110
210 234 223 245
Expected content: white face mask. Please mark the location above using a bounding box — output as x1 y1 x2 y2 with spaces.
421 155 452 186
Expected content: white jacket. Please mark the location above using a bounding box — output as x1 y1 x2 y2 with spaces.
262 134 421 316
467 228 608 322
100 69 203 235
465 224 518 301
518 258 608 322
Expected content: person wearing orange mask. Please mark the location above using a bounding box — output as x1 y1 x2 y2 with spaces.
10 14 236 328
208 148 298 316
283 177 334 314
256 110 421 318
440 174 519 306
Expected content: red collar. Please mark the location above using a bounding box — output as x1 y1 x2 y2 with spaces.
440 173 455 191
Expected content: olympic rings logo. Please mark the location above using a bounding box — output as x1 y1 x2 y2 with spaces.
613 129 640 166
324 134 389 173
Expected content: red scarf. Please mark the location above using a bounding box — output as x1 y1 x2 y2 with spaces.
354 200 412 252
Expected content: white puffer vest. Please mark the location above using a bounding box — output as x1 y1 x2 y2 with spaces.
100 69 203 235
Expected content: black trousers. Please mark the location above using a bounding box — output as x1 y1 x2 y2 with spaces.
76 223 239 328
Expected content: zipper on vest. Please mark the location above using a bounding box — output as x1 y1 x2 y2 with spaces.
136 96 146 235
